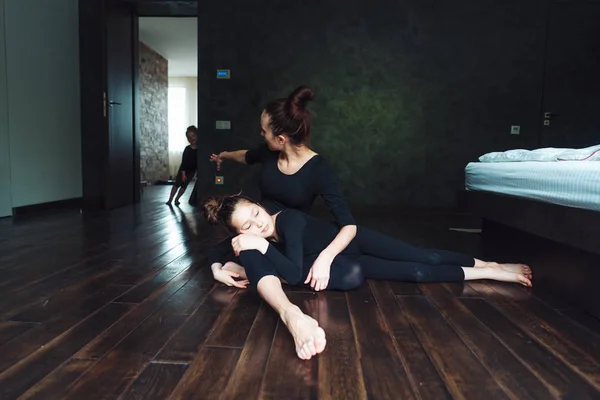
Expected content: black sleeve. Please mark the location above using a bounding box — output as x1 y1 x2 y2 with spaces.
244 142 275 165
262 210 306 285
313 158 356 227
208 237 238 265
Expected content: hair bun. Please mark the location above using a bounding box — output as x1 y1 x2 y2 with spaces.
287 85 314 117
202 196 223 225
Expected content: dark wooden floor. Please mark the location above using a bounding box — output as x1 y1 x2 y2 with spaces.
1 186 600 400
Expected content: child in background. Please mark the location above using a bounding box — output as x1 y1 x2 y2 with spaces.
166 125 198 206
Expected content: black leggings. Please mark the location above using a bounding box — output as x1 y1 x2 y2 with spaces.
240 225 475 291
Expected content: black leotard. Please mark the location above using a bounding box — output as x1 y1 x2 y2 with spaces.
208 142 355 266
242 209 476 290
244 143 355 226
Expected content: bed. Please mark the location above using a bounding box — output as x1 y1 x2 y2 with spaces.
465 161 600 212
458 144 600 319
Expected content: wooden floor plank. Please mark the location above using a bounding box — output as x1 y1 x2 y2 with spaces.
61 277 211 399
463 297 600 399
0 322 33 346
422 283 555 399
369 281 450 399
0 303 132 400
220 302 278 400
389 281 422 295
168 347 241 400
0 284 131 374
119 362 189 400
7 262 127 323
0 259 120 318
73 267 207 360
204 290 262 348
155 285 236 362
346 283 416 399
469 282 600 391
492 283 600 363
316 291 367 400
113 263 190 304
398 294 508 400
18 359 95 400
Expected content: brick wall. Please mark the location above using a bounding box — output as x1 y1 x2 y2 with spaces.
139 41 168 183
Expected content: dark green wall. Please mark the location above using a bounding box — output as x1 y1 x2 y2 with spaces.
196 0 547 208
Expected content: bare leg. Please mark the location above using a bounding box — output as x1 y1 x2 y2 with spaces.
473 258 532 278
166 186 178 205
257 275 326 360
463 266 532 287
174 187 187 205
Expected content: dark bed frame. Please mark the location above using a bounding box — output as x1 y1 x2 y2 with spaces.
458 189 600 321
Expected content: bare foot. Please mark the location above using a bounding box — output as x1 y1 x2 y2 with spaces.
490 268 532 287
281 306 327 360
486 262 532 279
222 261 248 280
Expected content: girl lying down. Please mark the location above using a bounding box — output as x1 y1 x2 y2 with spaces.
203 194 532 360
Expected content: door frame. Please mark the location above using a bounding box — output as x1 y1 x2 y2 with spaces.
78 0 198 210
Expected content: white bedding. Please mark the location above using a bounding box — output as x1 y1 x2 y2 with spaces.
479 144 600 163
465 161 600 212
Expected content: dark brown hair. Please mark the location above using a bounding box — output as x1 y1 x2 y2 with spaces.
263 85 314 146
202 193 258 231
186 125 198 137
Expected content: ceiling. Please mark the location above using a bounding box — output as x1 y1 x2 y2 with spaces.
138 17 197 77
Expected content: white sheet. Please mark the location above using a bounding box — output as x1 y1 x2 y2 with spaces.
465 161 600 212
478 144 600 163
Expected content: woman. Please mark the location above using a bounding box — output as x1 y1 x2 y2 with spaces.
209 85 356 291
203 194 532 360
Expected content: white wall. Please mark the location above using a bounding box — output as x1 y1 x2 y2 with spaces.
0 0 12 217
2 0 81 209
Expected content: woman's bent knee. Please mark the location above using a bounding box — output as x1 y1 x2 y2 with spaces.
331 263 364 291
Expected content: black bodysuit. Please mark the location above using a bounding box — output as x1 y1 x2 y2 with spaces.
207 142 355 265
243 209 476 290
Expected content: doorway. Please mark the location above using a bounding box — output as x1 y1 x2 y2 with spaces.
78 0 198 210
138 18 198 189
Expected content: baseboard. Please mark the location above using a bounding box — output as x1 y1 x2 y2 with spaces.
12 197 83 217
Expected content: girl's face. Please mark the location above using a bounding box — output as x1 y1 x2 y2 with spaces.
230 200 274 238
186 131 197 145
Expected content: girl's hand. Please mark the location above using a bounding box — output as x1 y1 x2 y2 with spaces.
231 234 269 256
305 252 333 291
213 267 249 289
181 171 187 182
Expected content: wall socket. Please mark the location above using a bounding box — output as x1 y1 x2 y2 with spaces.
510 125 520 135
215 176 224 185
215 120 231 130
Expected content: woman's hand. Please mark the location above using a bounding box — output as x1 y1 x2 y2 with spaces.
231 234 269 256
209 152 227 171
305 252 333 291
181 171 187 182
211 264 249 289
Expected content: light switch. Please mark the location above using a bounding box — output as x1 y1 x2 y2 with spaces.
215 120 231 130
510 125 520 135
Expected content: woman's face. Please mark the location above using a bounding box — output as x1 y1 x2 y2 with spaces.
230 200 274 238
260 111 285 151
